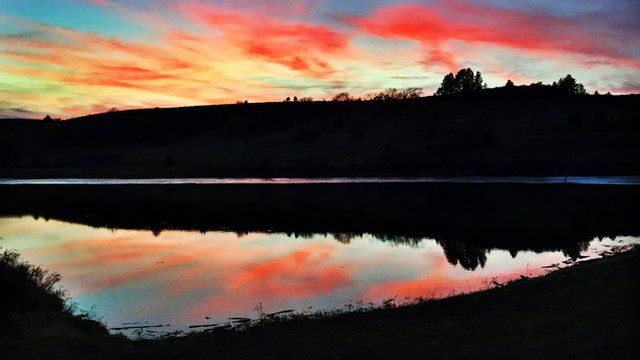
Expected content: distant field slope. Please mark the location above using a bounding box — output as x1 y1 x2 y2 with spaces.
1 87 639 177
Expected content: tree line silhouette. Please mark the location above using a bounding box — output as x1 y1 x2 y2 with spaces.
40 68 599 121
435 69 589 96
435 68 486 95
274 68 594 108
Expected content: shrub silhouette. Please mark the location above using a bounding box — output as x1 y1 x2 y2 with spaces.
42 115 61 122
367 88 424 100
332 92 354 101
1 249 67 313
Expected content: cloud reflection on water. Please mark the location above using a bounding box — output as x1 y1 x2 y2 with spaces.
0 216 635 335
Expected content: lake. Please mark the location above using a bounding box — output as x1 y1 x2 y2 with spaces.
1 181 639 337
1 176 640 185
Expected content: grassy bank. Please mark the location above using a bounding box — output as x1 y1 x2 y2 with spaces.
2 248 638 359
0 249 120 357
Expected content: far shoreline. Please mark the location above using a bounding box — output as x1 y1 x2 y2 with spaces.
2 175 640 186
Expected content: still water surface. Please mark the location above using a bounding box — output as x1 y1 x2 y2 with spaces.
2 176 640 185
1 216 637 337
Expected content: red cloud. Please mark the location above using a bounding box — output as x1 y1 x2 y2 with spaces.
352 1 639 71
364 258 548 301
179 242 350 318
180 3 349 77
227 244 349 297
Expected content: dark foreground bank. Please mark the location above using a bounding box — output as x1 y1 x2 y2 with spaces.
1 247 638 359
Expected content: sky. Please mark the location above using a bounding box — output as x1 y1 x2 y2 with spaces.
1 0 639 119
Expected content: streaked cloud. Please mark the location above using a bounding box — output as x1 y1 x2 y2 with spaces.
0 0 638 118
352 1 640 71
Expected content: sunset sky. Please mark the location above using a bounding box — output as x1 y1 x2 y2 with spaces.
1 0 639 118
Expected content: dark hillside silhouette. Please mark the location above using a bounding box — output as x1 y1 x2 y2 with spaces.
1 82 639 178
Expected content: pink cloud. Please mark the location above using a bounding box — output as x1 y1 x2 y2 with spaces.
351 1 640 71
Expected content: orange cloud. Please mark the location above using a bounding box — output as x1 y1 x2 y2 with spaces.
2 26 197 89
180 2 350 77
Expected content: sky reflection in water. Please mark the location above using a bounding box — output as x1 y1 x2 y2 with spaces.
0 216 636 337
2 176 640 185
